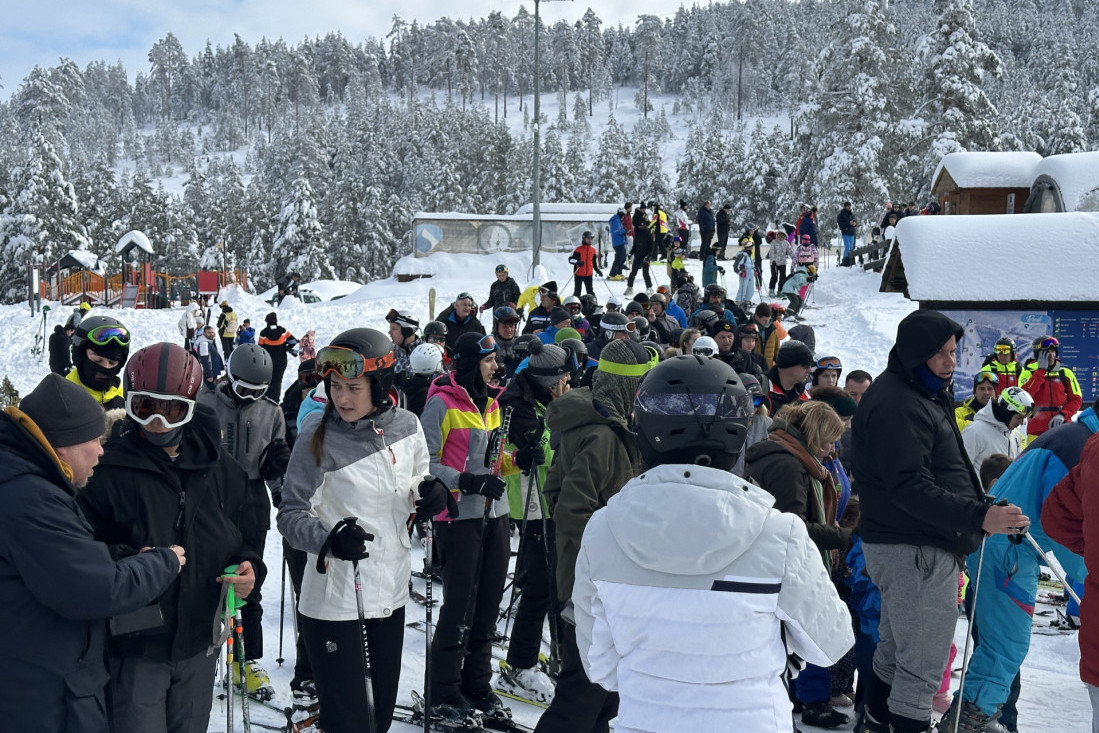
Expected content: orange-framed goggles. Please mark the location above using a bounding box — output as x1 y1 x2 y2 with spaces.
316 345 396 380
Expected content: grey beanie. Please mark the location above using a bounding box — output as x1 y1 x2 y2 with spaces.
20 373 106 448
525 341 570 389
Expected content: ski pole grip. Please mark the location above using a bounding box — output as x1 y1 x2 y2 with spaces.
993 497 1027 544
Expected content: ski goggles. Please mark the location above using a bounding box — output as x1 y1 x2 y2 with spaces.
815 356 842 370
994 344 1014 354
974 371 999 386
126 391 197 429
425 334 447 345
455 292 475 305
635 389 755 420
693 344 716 357
471 334 497 355
86 324 132 347
1038 337 1060 350
385 309 418 330
229 376 267 402
316 345 396 380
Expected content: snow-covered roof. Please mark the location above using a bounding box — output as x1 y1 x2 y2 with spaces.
115 230 154 255
414 211 616 223
63 249 104 274
1030 152 1099 212
892 212 1099 301
932 151 1042 190
513 203 622 216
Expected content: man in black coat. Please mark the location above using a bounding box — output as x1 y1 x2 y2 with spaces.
78 343 265 733
851 310 1028 733
436 292 487 352
0 374 181 733
714 203 731 259
696 200 716 261
49 323 75 375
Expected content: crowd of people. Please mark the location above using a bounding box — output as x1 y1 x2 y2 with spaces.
6 247 1098 733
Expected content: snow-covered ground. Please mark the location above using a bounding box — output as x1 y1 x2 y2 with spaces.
1 248 1090 731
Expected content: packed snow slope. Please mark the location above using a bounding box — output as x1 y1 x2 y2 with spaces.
0 248 1090 731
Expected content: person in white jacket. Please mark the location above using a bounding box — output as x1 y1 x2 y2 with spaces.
277 328 451 733
572 355 854 733
961 386 1034 469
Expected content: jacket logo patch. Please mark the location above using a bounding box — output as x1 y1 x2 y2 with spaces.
711 579 782 594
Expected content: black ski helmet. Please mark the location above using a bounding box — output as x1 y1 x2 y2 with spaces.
227 344 273 401
424 321 448 341
71 315 131 389
320 328 397 412
557 337 587 382
634 355 753 470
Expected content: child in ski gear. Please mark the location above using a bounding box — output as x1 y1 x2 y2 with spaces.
67 315 130 409
574 356 853 733
569 231 603 298
733 241 756 306
768 230 793 295
278 329 435 733
78 343 264 733
0 374 182 733
484 264 521 311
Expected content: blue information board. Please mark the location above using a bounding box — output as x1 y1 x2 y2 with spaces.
941 309 1099 403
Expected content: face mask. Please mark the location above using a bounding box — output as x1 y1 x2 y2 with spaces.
140 425 184 448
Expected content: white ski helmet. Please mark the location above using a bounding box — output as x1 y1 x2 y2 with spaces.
410 342 445 375
692 336 719 357
999 386 1035 418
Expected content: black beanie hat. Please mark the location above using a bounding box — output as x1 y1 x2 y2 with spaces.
20 373 105 448
549 306 572 325
776 340 815 369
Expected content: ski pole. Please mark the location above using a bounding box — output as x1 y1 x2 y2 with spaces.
235 601 252 733
503 463 540 639
1020 531 1083 605
953 534 985 733
276 555 287 666
532 468 561 678
422 517 435 733
352 551 379 733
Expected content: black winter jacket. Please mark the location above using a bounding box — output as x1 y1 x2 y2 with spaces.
77 405 267 662
437 305 486 351
488 277 521 309
851 310 989 555
0 409 178 733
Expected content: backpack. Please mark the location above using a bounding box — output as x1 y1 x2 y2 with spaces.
676 281 699 314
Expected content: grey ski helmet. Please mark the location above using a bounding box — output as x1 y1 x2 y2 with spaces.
227 344 273 401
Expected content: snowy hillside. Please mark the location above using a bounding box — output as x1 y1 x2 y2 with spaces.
1 251 1091 732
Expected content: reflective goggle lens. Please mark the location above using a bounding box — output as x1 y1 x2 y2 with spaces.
316 346 367 379
477 335 497 354
87 325 131 347
816 356 842 370
427 335 446 344
231 379 268 401
694 347 715 357
1040 337 1060 350
126 392 195 428
975 372 999 385
994 344 1013 354
635 390 755 420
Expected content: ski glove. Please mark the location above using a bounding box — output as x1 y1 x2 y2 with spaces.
1049 413 1066 429
416 475 459 520
458 472 506 501
330 522 373 562
259 439 292 480
514 443 545 472
1039 350 1057 371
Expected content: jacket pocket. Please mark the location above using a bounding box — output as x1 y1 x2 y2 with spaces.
63 660 110 733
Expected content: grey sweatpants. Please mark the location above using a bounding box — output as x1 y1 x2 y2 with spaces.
109 651 219 733
1089 683 1099 733
863 542 960 722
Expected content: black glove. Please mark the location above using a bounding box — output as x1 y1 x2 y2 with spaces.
458 472 506 500
416 475 459 520
514 443 545 472
270 486 283 509
808 274 819 283
259 439 292 480
330 522 373 562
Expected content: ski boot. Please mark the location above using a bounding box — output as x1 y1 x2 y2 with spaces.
231 659 275 701
800 701 849 729
935 696 995 732
290 675 318 706
412 691 484 732
623 286 634 296
465 689 517 731
857 709 890 733
496 661 555 705
289 698 321 733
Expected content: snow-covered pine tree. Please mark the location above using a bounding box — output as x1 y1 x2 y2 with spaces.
590 116 632 202
272 169 334 282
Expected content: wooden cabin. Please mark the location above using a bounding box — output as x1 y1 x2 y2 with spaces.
930 152 1041 215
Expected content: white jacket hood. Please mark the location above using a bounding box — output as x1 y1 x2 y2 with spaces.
603 464 776 576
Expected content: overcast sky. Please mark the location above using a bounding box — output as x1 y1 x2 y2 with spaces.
0 0 682 100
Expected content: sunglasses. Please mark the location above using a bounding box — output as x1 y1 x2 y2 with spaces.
87 324 131 347
316 345 396 380
975 371 999 386
994 344 1014 354
816 356 842 370
126 391 196 429
426 335 447 345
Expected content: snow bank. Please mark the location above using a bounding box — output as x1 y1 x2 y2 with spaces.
894 212 1099 301
932 151 1042 189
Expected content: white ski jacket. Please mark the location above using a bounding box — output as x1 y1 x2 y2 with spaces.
277 407 430 622
573 464 853 733
961 402 1024 469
